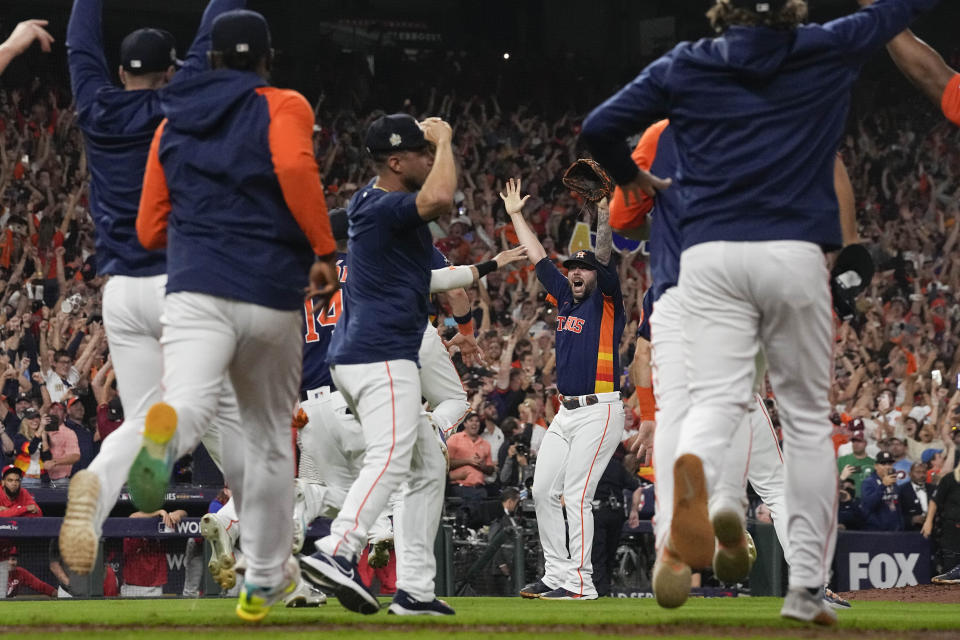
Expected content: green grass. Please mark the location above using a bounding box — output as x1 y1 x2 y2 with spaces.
1 597 958 639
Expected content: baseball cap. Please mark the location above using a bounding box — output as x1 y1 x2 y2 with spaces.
2 464 22 479
850 432 866 443
562 250 602 271
848 417 865 431
22 408 39 420
120 28 178 74
921 448 942 464
211 10 271 59
15 393 31 405
365 114 428 154
875 451 894 464
66 397 81 409
329 208 348 243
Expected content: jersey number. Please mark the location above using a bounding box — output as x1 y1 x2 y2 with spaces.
304 290 342 343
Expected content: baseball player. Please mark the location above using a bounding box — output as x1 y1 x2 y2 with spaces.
854 0 960 125
299 113 457 617
582 0 937 624
615 121 857 608
134 9 337 621
503 179 626 601
58 0 245 576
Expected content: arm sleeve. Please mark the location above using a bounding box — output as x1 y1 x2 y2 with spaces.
0 504 26 517
430 266 475 293
24 491 41 517
17 569 56 597
596 260 620 297
860 477 881 512
260 89 336 256
534 257 571 304
136 121 172 251
177 0 248 79
933 474 955 510
66 0 112 117
431 246 451 269
941 73 960 126
581 52 674 185
609 120 668 230
823 0 940 65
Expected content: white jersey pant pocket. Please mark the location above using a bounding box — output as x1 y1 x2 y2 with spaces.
160 292 301 587
299 391 366 520
318 360 422 560
418 324 470 436
532 401 624 598
675 240 835 590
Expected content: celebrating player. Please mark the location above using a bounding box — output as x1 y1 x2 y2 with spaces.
502 179 626 600
582 0 938 624
300 113 457 616
134 9 337 621
58 0 245 577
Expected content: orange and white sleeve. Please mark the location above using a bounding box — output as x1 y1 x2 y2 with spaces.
136 119 172 251
609 119 669 231
941 73 960 126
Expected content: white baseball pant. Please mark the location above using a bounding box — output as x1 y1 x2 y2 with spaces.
159 291 301 587
533 396 624 598
674 240 836 590
419 324 470 436
90 275 238 532
316 360 425 561
651 288 788 552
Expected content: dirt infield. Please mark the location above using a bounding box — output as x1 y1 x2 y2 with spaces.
839 583 960 603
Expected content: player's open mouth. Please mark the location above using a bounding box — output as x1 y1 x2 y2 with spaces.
572 278 584 289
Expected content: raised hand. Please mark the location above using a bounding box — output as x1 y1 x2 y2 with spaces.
499 178 531 216
1 20 55 57
419 117 453 145
493 246 527 269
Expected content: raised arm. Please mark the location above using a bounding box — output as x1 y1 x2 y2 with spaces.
500 178 546 264
177 0 247 79
67 0 111 112
416 118 457 221
595 198 613 266
0 19 54 76
885 28 957 120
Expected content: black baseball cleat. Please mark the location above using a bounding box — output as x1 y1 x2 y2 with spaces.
299 550 379 615
519 579 553 599
539 587 597 600
387 589 455 616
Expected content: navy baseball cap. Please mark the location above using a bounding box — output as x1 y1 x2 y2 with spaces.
211 10 271 59
563 250 602 271
365 114 428 154
875 451 894 464
120 28 179 73
329 208 348 243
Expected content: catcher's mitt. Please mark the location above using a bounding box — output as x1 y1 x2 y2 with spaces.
562 158 614 203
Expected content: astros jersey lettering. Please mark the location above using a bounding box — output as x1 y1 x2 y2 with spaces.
534 257 626 396
328 180 432 365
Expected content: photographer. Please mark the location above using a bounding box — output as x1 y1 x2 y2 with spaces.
499 434 533 490
837 478 863 531
860 451 903 531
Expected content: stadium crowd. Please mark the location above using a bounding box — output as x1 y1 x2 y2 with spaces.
1 49 960 593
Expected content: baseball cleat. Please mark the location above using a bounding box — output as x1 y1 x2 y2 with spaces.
780 586 838 626
823 587 851 609
368 537 394 569
652 545 691 609
539 587 596 600
235 557 299 622
711 507 751 584
932 564 960 584
519 579 553 599
127 402 178 512
387 589 455 616
670 454 714 569
59 470 101 575
201 513 236 590
300 550 380 615
283 575 327 607
292 479 308 555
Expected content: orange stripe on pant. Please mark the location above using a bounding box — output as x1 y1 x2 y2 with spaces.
575 404 612 596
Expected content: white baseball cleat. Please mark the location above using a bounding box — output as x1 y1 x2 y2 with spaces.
781 586 838 626
59 470 101 575
283 574 327 607
292 479 309 555
201 513 237 590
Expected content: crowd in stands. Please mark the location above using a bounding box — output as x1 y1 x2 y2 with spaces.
1 56 960 588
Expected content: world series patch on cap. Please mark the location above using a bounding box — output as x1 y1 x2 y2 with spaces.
365 114 428 154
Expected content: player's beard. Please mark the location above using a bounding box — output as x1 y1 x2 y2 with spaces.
4 487 18 500
402 174 424 192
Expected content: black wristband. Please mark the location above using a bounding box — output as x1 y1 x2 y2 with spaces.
475 260 497 278
453 311 473 326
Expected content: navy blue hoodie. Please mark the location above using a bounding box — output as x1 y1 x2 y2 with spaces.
66 0 245 277
582 0 939 252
